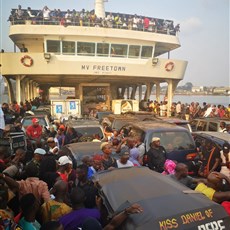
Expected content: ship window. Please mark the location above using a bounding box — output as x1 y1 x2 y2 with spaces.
62 41 75 55
97 43 109 57
128 45 140 58
141 46 153 58
111 44 128 58
47 40 60 54
77 42 95 56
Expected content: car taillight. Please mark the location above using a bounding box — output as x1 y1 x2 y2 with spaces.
186 153 197 160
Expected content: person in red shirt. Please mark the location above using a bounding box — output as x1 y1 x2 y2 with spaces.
218 105 226 118
26 118 44 148
144 17 150 31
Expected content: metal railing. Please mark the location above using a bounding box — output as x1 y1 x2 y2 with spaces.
9 10 178 36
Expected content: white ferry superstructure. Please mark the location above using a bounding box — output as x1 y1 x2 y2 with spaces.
0 0 188 114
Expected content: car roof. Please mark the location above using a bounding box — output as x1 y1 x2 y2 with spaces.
65 141 102 152
64 142 103 159
96 111 113 115
193 131 230 144
71 123 101 127
22 115 48 118
67 119 100 126
104 115 140 126
122 112 156 121
123 120 186 132
106 114 139 120
157 117 189 124
94 167 230 229
122 111 156 116
192 117 230 123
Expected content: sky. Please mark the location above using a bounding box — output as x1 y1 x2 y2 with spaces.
0 0 229 87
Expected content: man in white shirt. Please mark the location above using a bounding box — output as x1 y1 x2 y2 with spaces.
203 104 213 117
106 12 114 28
42 6 51 21
176 101 181 117
116 147 134 168
65 9 72 24
0 105 5 138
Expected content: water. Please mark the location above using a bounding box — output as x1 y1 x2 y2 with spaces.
2 93 229 107
149 95 230 107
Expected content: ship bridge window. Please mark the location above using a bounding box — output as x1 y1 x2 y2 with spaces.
47 40 60 54
141 46 153 58
128 45 140 58
77 42 95 56
97 43 109 57
111 44 128 58
62 41 75 55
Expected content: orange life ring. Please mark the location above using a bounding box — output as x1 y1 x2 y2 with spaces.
165 62 174 72
21 55 33 67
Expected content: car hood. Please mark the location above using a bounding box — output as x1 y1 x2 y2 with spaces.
94 167 230 229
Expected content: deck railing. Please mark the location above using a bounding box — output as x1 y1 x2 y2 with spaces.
9 9 179 36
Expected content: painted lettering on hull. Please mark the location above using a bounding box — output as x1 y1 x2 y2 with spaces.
82 65 126 72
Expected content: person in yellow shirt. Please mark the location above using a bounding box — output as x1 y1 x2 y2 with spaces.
195 172 230 203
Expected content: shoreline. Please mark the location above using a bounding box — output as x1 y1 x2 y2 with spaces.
172 93 230 96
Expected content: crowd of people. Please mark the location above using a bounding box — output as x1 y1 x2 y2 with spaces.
8 5 180 35
0 130 229 229
140 99 230 121
0 97 230 229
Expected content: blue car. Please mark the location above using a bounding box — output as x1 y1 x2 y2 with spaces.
122 121 198 175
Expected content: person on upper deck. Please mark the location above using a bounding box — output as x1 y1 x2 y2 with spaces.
27 7 36 19
42 6 51 21
15 5 24 20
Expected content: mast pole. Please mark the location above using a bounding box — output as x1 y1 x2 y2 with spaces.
95 0 106 18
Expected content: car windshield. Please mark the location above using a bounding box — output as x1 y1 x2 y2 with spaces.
33 110 49 116
147 131 195 152
22 118 47 127
75 127 104 138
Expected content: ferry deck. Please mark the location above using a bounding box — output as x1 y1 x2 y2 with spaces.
0 0 188 115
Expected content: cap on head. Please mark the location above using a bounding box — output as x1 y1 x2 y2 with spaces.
34 148 46 155
59 124 65 130
100 142 109 150
119 147 130 158
57 156 72 166
32 118 39 123
152 137 160 142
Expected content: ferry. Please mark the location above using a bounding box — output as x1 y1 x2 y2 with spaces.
0 0 187 115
